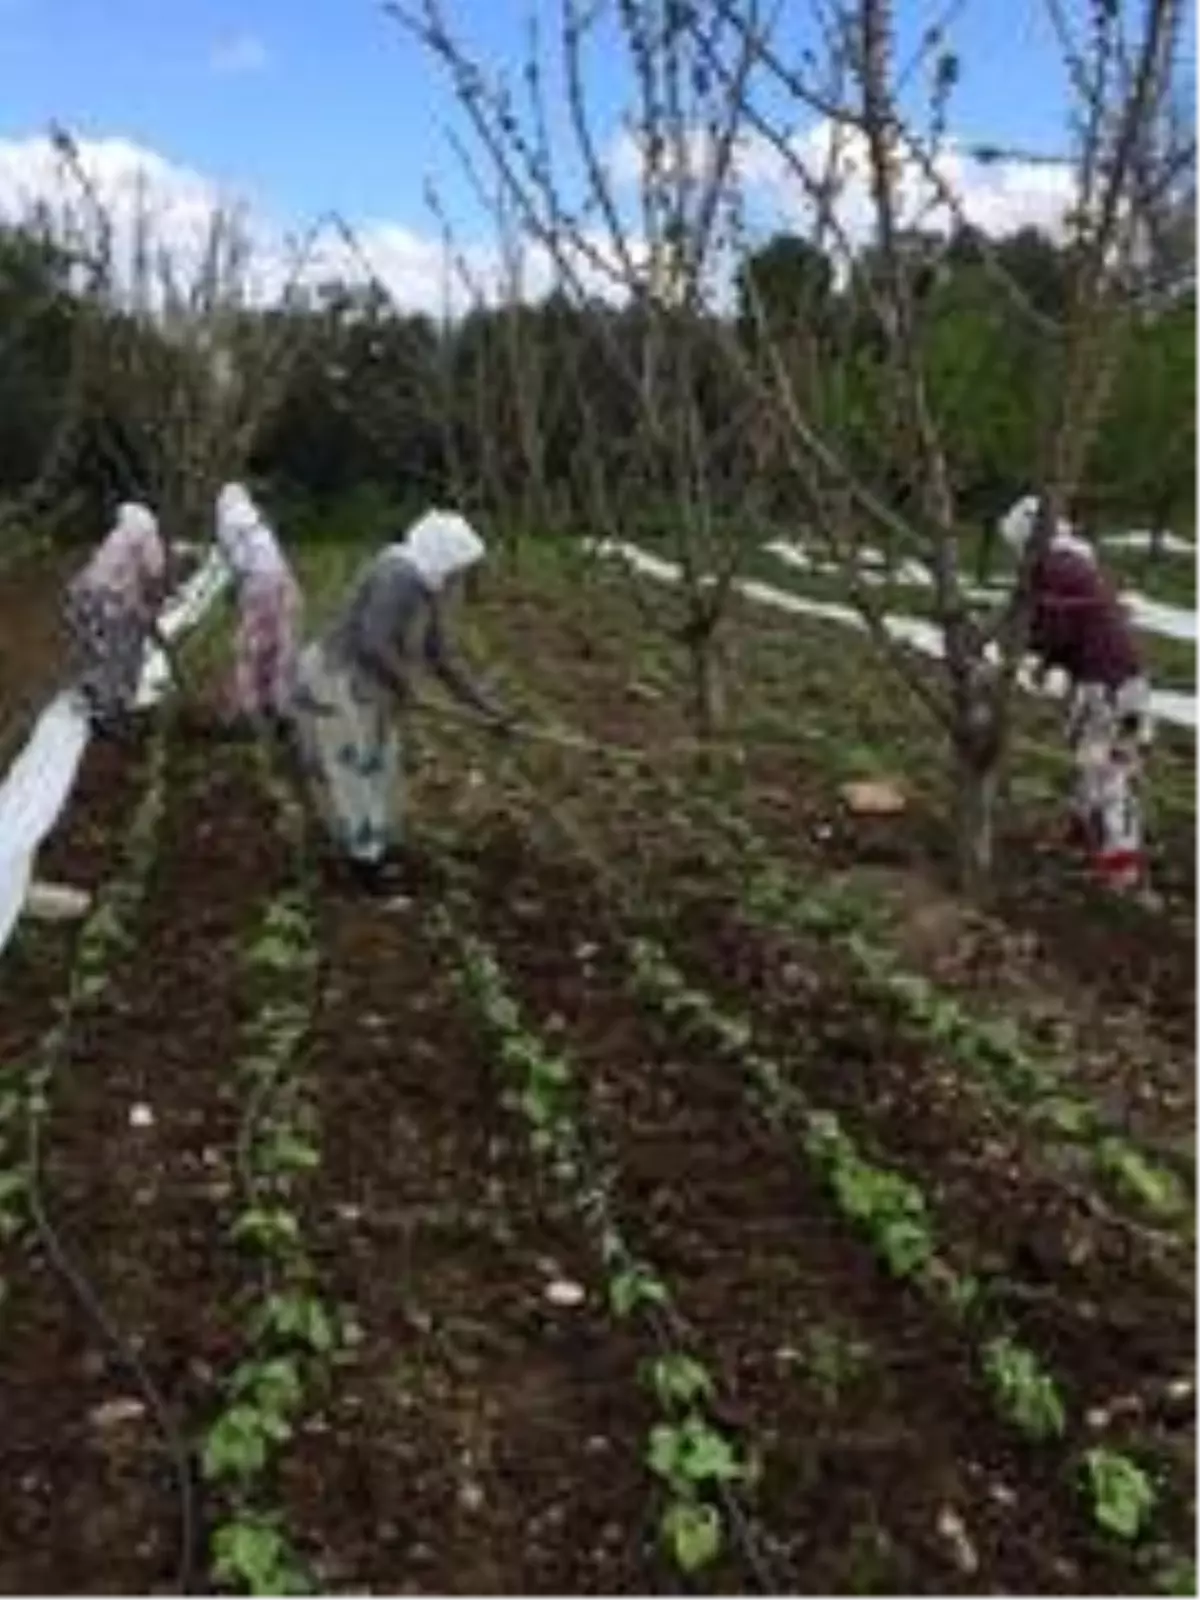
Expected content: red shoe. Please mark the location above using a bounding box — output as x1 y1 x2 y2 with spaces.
1092 847 1145 893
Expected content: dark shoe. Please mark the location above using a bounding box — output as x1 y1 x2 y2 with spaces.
345 856 391 896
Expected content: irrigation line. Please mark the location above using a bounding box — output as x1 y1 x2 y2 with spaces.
432 876 790 1600
26 1102 198 1594
20 717 199 1597
230 728 324 1264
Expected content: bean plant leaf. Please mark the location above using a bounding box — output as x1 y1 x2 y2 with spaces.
662 1499 722 1572
1083 1448 1156 1540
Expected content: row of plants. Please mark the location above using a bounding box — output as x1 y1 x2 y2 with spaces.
452 637 1188 1239
428 880 771 1584
680 786 1191 1234
432 647 1191 1586
623 933 1163 1551
0 728 169 1304
200 747 338 1597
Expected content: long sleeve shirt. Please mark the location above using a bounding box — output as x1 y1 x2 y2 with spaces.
323 549 500 717
1027 547 1142 689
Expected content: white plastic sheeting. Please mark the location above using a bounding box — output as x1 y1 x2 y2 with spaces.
1102 530 1195 556
0 547 230 959
1116 591 1196 645
0 691 91 957
592 539 1197 732
764 539 1198 645
133 548 231 706
765 539 935 591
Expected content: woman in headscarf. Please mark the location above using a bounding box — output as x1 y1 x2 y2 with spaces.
214 483 303 733
63 500 173 735
999 495 1153 895
293 508 514 888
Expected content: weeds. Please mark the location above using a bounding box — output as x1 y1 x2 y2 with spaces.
790 1327 872 1405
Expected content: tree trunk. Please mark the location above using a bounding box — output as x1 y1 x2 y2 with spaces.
1140 495 1170 582
686 630 726 741
952 747 999 896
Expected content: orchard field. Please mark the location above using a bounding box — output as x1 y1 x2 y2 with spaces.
0 542 1194 1596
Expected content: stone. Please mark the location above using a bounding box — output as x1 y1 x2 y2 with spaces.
24 881 91 922
544 1278 586 1307
90 1396 147 1429
840 779 907 817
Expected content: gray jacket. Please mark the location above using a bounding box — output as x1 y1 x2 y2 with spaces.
323 549 499 718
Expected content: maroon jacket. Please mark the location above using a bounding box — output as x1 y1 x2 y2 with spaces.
1027 547 1141 688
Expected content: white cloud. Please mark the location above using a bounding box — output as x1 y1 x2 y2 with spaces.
3 123 1076 323
210 32 269 76
0 132 656 315
0 134 254 292
611 119 1077 248
0 134 452 311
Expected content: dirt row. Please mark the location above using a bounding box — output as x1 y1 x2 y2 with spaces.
449 732 1197 1547
7 726 1173 1595
453 822 1169 1594
274 852 672 1595
468 575 1195 1135
0 733 294 1594
0 737 148 1082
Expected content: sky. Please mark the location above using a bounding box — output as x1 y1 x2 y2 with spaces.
0 0 1190 308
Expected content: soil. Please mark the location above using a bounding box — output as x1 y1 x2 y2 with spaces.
0 735 295 1594
0 562 1192 1594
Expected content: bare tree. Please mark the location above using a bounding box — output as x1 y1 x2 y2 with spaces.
387 0 772 735
49 128 320 547
388 0 1184 882
696 0 1189 888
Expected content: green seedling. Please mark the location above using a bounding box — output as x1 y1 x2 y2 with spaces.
803 1114 934 1279
1095 1139 1186 1221
649 1353 715 1408
252 1289 338 1355
610 1263 670 1318
981 1335 1066 1440
648 1414 745 1572
232 1205 303 1254
211 1513 310 1596
254 1125 320 1178
1082 1448 1157 1540
202 1402 293 1483
661 1499 723 1574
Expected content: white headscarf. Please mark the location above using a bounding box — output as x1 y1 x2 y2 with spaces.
215 482 285 579
116 501 159 543
393 509 486 591
82 499 164 598
998 494 1096 563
